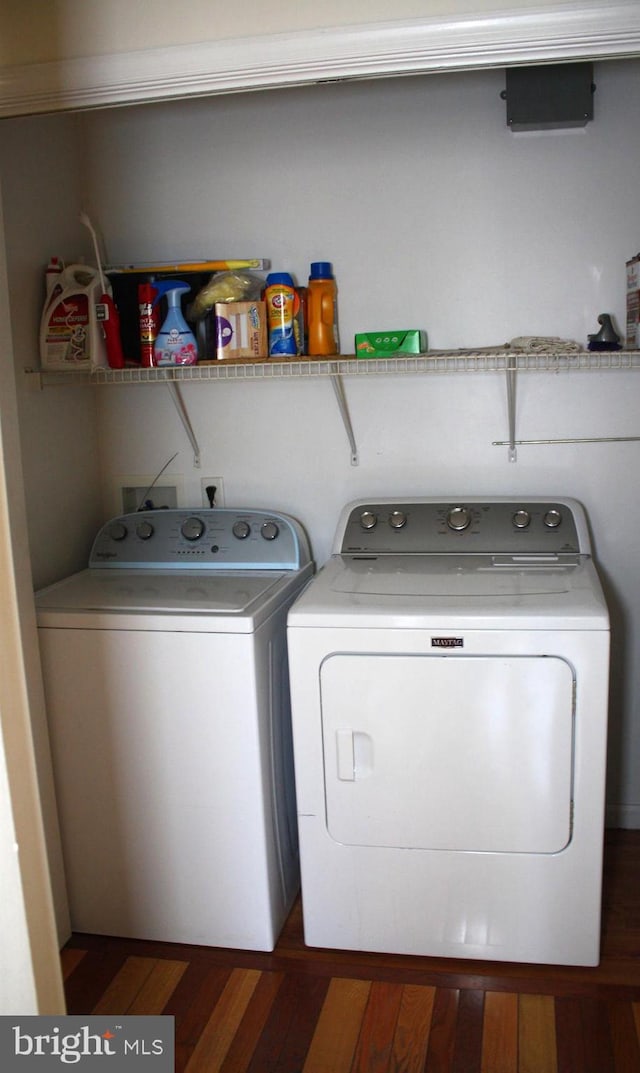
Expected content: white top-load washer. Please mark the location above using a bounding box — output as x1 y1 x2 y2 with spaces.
35 507 313 951
287 497 610 966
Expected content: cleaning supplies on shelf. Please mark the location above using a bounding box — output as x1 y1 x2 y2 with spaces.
79 211 125 369
307 262 338 356
40 263 109 371
295 286 308 355
264 273 299 356
106 258 270 275
214 301 267 360
355 330 428 358
187 270 266 359
153 281 198 366
138 282 160 368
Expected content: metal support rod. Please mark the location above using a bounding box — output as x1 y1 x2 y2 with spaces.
164 378 201 467
506 353 517 462
330 374 359 465
493 435 640 447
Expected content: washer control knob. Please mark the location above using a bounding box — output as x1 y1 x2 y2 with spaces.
107 521 128 542
513 509 531 529
181 516 205 541
136 521 154 541
543 508 562 529
232 520 251 540
261 521 279 541
360 511 377 530
389 510 407 529
447 506 472 531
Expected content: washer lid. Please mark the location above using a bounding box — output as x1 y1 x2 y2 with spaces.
35 568 290 615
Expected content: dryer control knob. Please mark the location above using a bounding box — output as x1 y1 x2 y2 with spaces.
107 521 128 542
360 511 377 530
136 521 154 540
181 516 205 541
389 511 407 529
261 521 279 541
232 520 251 540
543 509 562 529
446 506 471 531
513 510 531 529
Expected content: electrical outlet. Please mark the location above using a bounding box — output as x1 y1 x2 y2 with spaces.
201 477 225 508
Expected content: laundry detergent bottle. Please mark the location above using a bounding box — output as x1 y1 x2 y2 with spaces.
153 281 198 366
39 263 108 370
307 262 338 356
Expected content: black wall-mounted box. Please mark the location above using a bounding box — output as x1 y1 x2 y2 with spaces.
504 63 594 131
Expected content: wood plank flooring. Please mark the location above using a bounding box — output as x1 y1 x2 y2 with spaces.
63 829 640 1072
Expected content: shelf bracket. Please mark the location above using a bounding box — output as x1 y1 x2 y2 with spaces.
506 353 517 462
493 435 640 447
164 377 201 467
330 373 359 465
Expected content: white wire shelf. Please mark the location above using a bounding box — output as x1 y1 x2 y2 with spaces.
24 349 640 385
25 349 640 467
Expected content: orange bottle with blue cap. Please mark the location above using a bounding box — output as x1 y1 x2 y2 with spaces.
307 262 338 356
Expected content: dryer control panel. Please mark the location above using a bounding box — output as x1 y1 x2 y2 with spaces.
90 509 311 570
338 498 586 555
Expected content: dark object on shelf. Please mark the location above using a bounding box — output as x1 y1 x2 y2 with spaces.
588 314 621 352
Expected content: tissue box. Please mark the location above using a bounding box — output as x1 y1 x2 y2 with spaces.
355 329 427 358
213 301 267 360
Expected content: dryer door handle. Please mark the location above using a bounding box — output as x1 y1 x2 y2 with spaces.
336 729 355 781
335 730 373 781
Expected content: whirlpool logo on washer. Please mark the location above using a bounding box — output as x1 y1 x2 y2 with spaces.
431 637 464 648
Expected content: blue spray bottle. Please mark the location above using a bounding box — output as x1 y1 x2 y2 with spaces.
153 280 198 366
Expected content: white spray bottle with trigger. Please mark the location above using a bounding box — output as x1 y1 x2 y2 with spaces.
153 280 198 366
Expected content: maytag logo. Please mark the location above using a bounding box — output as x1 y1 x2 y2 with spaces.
431 637 464 648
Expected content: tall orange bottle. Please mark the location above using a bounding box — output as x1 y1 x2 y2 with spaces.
307 262 338 355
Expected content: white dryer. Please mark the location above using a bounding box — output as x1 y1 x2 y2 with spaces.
287 497 610 966
35 508 313 951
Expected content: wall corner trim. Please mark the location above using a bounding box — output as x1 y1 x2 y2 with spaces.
0 2 639 117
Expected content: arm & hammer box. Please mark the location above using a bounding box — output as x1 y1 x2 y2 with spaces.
214 301 267 360
355 330 427 358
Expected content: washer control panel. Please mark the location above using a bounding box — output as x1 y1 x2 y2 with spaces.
339 499 584 555
90 509 311 570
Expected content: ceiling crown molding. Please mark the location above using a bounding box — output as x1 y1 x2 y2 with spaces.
0 2 638 118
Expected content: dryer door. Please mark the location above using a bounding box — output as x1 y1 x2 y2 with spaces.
320 653 574 854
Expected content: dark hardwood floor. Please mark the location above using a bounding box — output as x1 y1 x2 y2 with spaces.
63 829 640 1072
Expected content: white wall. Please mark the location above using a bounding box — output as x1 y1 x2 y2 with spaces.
82 66 635 353
81 61 640 822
